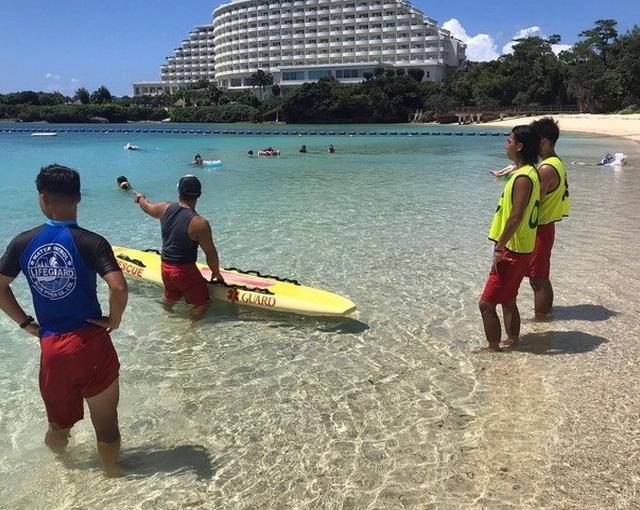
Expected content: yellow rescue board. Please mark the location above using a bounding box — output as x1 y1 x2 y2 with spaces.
113 246 356 317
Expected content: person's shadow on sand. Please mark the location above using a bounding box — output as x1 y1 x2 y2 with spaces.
552 304 619 322
121 445 215 480
62 444 216 480
512 331 608 355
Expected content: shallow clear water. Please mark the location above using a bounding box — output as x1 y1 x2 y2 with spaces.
0 123 638 509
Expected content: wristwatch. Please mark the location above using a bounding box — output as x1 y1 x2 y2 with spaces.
19 315 35 329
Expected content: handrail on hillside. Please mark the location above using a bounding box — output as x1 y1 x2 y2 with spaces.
453 105 580 113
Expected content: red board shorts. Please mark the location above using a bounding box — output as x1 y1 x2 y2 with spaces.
528 223 556 280
161 261 210 307
39 326 120 429
481 251 532 305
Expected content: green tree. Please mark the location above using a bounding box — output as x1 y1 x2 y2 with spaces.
249 70 273 100
407 68 425 82
580 19 618 66
614 26 640 104
90 86 113 104
562 20 626 112
74 87 90 104
191 78 211 89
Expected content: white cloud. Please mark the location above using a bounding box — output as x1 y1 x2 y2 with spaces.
44 73 82 94
551 44 572 55
502 26 542 54
442 18 499 62
428 19 574 63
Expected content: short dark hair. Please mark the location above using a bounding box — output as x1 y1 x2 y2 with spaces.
531 117 559 145
512 125 540 167
36 164 81 199
178 175 202 199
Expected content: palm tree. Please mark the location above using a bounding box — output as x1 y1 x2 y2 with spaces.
249 70 273 100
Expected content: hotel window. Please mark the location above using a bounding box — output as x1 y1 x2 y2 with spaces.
336 69 359 78
309 70 331 79
282 71 305 80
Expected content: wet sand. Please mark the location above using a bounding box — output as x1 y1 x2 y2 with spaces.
449 141 640 509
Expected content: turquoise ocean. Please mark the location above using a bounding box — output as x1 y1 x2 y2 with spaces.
0 123 638 508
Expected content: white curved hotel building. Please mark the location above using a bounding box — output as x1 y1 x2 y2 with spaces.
133 0 465 95
134 24 215 96
214 0 465 89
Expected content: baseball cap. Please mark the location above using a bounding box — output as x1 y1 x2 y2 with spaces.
178 175 202 197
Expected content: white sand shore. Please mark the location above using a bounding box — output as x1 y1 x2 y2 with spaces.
482 114 640 143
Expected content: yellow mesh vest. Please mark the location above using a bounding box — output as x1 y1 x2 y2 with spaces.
538 156 570 225
488 165 540 254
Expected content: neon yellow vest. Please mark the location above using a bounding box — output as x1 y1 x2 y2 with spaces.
488 165 540 254
538 156 570 225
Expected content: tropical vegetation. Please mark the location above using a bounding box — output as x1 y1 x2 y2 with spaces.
0 20 638 125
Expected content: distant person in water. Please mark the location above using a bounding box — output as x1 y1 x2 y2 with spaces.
192 154 203 166
328 144 335 154
299 145 307 153
571 152 627 166
259 147 280 156
248 150 254 156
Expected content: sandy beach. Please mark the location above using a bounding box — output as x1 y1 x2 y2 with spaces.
482 114 640 143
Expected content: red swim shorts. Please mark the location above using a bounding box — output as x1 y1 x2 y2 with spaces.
161 261 210 307
481 251 532 304
39 326 120 429
528 223 556 280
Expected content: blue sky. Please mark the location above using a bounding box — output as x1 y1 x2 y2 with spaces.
0 0 637 96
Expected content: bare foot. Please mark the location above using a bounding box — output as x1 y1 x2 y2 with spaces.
503 337 519 348
103 463 126 478
534 313 553 322
45 427 71 455
98 439 126 478
475 343 502 354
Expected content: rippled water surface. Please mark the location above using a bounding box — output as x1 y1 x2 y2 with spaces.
0 123 638 509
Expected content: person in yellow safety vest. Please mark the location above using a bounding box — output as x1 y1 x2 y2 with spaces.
479 125 541 352
528 118 571 320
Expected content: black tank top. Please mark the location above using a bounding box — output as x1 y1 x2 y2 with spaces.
160 203 199 264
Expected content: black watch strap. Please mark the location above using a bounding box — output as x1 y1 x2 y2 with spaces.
19 316 35 329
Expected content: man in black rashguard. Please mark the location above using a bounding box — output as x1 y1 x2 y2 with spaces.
0 165 128 477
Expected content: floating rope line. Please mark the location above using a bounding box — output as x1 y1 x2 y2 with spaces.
1 127 509 137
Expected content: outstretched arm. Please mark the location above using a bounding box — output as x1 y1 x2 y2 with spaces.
133 192 171 219
190 217 224 282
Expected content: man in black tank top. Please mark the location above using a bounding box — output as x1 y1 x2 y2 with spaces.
134 175 224 320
